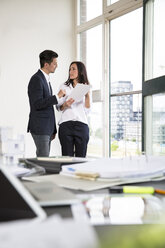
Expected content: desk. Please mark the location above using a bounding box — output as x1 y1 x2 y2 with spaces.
2 160 165 247
34 178 165 247
41 178 165 216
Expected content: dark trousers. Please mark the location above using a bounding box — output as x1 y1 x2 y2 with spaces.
59 121 89 157
31 133 52 157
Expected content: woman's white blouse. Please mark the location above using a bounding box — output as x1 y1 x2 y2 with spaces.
56 83 91 125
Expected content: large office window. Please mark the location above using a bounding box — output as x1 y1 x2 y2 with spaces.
79 25 103 157
153 0 165 78
110 8 142 157
143 0 165 155
152 93 165 155
144 0 165 81
76 0 143 158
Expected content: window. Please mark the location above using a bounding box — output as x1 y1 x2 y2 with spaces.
143 0 165 155
77 0 102 25
79 25 102 91
152 93 165 155
78 25 103 157
76 0 143 158
144 0 165 80
110 8 142 157
153 0 165 78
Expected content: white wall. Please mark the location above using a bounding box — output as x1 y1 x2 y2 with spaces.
0 0 75 157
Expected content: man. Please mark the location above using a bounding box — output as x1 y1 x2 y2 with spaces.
27 50 65 157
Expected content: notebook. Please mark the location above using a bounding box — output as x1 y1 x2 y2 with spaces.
23 181 80 207
0 165 46 222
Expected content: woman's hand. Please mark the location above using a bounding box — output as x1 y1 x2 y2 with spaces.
85 91 90 108
60 98 74 111
85 91 90 97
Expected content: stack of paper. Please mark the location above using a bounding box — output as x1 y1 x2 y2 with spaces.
61 156 165 180
24 156 165 191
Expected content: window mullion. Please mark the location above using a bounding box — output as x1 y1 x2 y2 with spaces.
76 15 103 33
105 0 143 21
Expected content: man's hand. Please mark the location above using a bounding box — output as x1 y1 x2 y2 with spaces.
58 89 66 98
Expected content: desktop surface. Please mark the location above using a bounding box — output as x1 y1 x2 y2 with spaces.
40 179 165 248
41 178 165 220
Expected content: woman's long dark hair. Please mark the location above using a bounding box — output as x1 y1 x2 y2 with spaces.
65 61 89 86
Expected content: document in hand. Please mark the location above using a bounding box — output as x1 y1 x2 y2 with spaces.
67 83 90 102
61 156 165 180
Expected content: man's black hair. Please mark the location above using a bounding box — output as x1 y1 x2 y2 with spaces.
39 50 58 68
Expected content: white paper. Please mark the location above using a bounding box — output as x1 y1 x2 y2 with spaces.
22 173 130 191
23 156 165 191
0 215 99 248
7 165 31 177
61 156 165 179
67 84 90 102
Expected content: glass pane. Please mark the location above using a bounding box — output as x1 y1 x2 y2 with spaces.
107 0 119 5
78 0 102 25
87 103 103 157
79 25 102 90
79 25 103 157
152 93 165 155
153 0 165 78
145 0 165 80
110 8 142 157
111 93 142 157
110 8 142 92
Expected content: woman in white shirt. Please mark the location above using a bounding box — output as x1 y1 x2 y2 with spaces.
56 61 90 157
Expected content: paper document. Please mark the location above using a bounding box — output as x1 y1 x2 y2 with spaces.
67 83 90 102
23 156 165 191
0 215 98 248
22 174 138 191
61 156 165 180
7 165 31 177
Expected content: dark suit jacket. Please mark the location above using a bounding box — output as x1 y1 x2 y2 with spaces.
27 70 58 135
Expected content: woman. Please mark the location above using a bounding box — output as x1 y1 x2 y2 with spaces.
56 61 91 157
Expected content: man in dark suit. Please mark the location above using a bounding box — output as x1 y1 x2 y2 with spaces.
27 50 65 157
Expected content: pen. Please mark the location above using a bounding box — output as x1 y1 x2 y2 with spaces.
155 188 165 195
109 186 155 194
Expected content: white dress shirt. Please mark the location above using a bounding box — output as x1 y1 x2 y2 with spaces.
40 69 59 102
56 83 90 125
